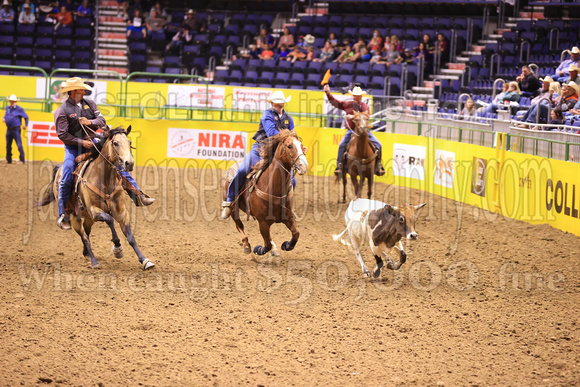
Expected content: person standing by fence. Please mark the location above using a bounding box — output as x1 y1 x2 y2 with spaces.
3 94 28 164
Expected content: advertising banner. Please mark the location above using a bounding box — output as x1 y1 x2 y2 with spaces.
434 149 455 188
232 88 271 111
167 128 247 160
392 143 426 181
167 85 225 108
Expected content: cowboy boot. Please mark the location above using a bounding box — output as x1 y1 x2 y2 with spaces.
57 214 71 230
334 162 343 177
220 201 232 220
375 151 386 177
122 178 156 206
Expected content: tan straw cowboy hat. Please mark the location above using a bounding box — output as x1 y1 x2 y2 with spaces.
571 46 580 54
568 64 580 72
348 86 367 96
567 81 580 95
60 77 93 93
266 90 291 103
7 94 19 101
539 75 554 83
304 34 315 44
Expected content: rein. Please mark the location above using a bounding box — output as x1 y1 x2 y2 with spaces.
80 123 123 172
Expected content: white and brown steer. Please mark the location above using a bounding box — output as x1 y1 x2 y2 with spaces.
333 198 426 278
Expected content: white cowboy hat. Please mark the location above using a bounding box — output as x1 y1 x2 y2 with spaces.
348 86 367 96
7 94 18 101
567 81 580 94
568 64 580 72
187 9 195 14
266 90 291 104
539 75 554 83
59 77 92 93
571 46 580 54
304 34 315 44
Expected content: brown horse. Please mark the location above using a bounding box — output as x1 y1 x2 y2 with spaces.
338 111 377 202
221 129 308 255
38 126 155 270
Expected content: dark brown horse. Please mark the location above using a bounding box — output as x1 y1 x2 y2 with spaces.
38 126 155 270
221 130 308 255
338 111 377 202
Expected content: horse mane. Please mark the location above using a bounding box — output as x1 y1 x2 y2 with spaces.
253 129 300 173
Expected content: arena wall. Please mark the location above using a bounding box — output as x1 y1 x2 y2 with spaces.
1 76 578 237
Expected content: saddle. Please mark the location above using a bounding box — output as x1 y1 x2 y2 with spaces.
343 140 378 165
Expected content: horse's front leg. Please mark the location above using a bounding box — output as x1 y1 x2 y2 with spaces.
350 168 360 198
71 216 100 269
253 220 273 255
281 213 300 251
91 210 123 259
111 207 155 270
367 172 373 199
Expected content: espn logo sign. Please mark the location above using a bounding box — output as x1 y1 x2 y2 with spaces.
27 121 61 147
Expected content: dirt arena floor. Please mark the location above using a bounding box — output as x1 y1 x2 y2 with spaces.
0 160 579 386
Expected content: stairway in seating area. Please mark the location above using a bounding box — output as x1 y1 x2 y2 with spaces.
96 0 129 76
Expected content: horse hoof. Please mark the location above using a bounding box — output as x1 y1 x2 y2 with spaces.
363 269 371 278
112 245 124 259
91 263 101 269
270 249 280 257
372 267 381 278
243 245 251 254
253 246 266 255
142 258 155 270
281 241 294 251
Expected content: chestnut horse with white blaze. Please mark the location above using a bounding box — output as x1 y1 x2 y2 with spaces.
222 130 308 255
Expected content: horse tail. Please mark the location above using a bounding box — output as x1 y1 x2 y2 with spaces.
35 165 59 207
332 227 350 246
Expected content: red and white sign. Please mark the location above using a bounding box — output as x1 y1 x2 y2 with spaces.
167 128 247 160
27 121 62 147
233 88 272 111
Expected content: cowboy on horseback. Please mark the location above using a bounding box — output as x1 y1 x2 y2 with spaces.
221 90 295 220
323 84 385 177
54 77 155 230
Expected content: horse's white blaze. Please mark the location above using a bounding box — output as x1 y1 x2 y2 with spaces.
292 139 308 174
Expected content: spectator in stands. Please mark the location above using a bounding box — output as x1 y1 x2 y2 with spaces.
390 35 402 52
259 44 275 60
182 9 205 33
345 45 363 63
61 0 75 12
76 0 91 18
432 33 449 63
376 43 402 67
116 0 128 18
327 32 338 48
552 46 580 82
518 81 573 128
382 35 390 50
413 42 432 68
20 0 35 13
516 65 541 98
421 33 434 52
277 27 294 49
402 48 414 65
0 0 15 21
257 27 276 50
367 29 383 55
303 34 315 49
286 46 306 63
146 8 166 33
370 47 384 63
459 98 476 121
126 0 142 20
149 1 166 19
313 41 334 62
335 45 353 63
48 6 73 29
516 76 556 122
18 3 35 24
546 109 564 131
306 46 315 61
563 64 580 86
296 35 305 48
166 26 192 52
352 36 366 52
240 44 260 59
127 8 146 38
339 37 351 51
360 47 371 62
277 44 290 60
481 81 521 115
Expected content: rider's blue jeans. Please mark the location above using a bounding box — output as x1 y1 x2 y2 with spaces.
337 131 382 165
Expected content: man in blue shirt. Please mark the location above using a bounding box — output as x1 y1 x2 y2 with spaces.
3 94 28 164
553 46 580 82
221 90 295 220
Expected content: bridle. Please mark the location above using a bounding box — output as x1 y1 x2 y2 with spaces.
275 136 305 175
345 112 369 137
80 123 130 172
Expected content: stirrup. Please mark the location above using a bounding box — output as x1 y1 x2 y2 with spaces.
57 214 71 230
334 163 343 176
376 163 386 177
